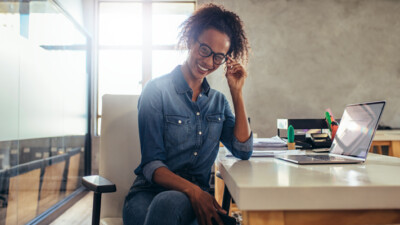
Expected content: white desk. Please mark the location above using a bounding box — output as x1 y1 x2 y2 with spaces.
217 150 400 225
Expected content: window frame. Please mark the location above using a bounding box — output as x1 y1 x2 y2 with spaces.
95 0 196 135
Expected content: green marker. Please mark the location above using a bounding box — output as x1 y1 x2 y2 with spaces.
287 125 294 143
325 111 332 131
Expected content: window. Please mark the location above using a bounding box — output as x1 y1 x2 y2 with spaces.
96 1 195 135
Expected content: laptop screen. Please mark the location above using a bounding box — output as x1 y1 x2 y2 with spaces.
330 101 385 159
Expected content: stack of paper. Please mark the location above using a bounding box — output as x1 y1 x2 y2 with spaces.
253 136 287 148
224 136 293 158
225 149 305 157
249 150 304 157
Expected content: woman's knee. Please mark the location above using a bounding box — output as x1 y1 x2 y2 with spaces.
146 190 195 224
151 190 191 210
123 191 155 225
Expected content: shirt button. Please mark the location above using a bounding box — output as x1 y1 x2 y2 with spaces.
198 131 202 135
218 118 221 121
196 112 200 116
199 94 202 97
194 152 198 156
178 120 182 124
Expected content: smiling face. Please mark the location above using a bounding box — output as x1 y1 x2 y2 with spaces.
184 28 230 83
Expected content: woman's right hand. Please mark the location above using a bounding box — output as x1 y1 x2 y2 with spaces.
153 167 227 225
186 185 226 225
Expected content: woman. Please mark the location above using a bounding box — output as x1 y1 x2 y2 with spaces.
123 3 253 225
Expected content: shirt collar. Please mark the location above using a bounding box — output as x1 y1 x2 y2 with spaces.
172 65 210 96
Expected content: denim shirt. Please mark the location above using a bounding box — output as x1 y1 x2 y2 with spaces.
134 65 253 189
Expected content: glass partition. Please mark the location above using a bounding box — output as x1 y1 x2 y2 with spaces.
0 0 90 224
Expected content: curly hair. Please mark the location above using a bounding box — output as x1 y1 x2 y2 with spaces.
178 3 250 65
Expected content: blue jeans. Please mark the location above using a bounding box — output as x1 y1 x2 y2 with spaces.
123 189 199 225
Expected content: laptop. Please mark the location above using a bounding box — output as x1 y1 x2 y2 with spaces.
276 101 386 165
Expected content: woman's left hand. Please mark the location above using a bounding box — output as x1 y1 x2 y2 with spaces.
225 56 247 94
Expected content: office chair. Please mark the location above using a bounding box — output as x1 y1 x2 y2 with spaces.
83 95 141 225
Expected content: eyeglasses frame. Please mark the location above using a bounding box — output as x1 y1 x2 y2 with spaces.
196 40 228 65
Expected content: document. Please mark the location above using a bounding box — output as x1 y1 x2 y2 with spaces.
256 150 306 157
225 150 305 157
253 136 287 148
223 137 304 157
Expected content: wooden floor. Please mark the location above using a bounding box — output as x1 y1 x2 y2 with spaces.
51 192 93 225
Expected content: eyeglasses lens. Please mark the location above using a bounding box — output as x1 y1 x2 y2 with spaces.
199 45 211 57
198 43 226 65
214 55 225 65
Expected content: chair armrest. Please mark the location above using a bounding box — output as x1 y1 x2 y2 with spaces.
82 175 116 193
83 175 116 225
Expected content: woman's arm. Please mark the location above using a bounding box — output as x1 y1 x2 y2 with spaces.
153 167 225 225
231 90 251 142
226 56 251 142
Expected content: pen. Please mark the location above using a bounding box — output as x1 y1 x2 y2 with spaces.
325 111 332 131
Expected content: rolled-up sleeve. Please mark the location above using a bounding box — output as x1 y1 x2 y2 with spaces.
220 97 253 160
142 160 168 182
135 81 168 183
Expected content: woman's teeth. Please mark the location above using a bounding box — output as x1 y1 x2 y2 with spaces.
198 64 209 72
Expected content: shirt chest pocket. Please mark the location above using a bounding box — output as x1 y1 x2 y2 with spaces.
206 114 225 143
165 115 191 146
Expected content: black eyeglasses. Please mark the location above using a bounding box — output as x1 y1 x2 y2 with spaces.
197 40 227 65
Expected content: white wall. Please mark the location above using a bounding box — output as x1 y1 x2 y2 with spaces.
200 0 400 137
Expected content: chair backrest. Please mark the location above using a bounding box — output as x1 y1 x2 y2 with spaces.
100 95 141 219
